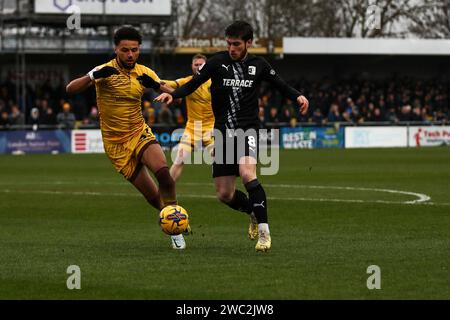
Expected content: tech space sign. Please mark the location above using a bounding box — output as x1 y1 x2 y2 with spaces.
409 126 450 147
71 130 104 153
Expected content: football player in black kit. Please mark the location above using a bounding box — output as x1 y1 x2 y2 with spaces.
155 21 309 252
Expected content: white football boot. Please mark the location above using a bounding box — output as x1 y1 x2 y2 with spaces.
170 234 186 250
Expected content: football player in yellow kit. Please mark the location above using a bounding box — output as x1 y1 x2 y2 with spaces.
162 54 215 182
66 26 187 249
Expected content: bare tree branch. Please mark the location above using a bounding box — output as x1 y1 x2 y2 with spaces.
169 0 448 40
408 0 450 38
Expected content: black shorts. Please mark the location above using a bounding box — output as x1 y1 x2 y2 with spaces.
212 128 259 178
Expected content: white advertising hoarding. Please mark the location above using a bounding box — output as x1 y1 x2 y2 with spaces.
345 127 408 148
72 130 104 153
409 126 450 147
35 0 171 16
284 37 450 55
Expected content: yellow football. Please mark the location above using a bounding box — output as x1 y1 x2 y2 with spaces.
159 205 189 235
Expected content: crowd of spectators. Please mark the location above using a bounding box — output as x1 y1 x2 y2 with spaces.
0 77 186 130
0 74 448 130
259 75 449 127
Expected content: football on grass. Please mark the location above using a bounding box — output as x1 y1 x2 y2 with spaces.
159 205 189 235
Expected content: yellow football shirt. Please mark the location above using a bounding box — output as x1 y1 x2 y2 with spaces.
164 76 214 127
94 58 160 143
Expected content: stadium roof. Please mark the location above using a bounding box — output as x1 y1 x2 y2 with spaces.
284 38 450 56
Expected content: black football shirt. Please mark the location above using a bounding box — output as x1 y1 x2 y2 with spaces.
170 51 302 130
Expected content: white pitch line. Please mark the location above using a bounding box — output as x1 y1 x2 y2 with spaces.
180 194 450 206
0 181 431 204
177 182 431 204
0 189 448 206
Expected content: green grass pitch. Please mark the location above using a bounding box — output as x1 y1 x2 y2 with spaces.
0 148 449 299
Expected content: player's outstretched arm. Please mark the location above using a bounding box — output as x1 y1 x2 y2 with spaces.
160 83 176 94
154 93 174 105
261 60 309 115
66 75 93 95
153 76 204 106
166 58 216 101
158 81 182 104
154 56 217 105
137 75 177 97
66 66 119 94
137 74 161 90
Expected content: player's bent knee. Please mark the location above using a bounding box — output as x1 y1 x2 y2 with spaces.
216 189 234 203
241 172 257 185
239 163 257 184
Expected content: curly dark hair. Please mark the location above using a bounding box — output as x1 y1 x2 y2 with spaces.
113 26 142 46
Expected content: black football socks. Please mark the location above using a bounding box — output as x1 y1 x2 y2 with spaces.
245 179 268 224
226 189 253 214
